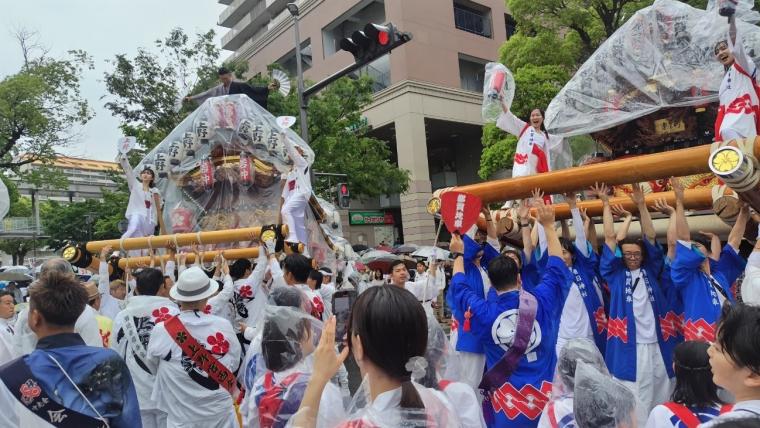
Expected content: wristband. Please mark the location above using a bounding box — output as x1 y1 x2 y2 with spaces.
451 252 463 259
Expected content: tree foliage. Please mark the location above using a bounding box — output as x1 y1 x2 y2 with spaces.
0 30 93 173
0 175 34 265
479 0 655 179
104 29 408 198
103 28 220 153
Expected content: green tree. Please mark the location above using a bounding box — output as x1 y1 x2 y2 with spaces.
103 28 220 153
0 175 34 265
0 31 93 174
479 0 655 179
104 29 408 198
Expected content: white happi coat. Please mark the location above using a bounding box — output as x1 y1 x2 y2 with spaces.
0 317 15 366
13 305 102 355
146 310 241 427
496 110 563 178
111 295 179 411
717 29 760 142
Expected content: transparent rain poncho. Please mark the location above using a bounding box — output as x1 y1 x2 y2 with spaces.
538 338 609 428
573 362 638 428
246 301 334 428
134 94 338 268
482 62 516 123
544 0 760 137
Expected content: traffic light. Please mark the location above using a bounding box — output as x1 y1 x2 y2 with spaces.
337 182 350 209
339 23 412 67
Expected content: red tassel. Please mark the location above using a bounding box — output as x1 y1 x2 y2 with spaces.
464 306 472 332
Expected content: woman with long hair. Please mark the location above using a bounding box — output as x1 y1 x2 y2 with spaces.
119 154 163 240
293 286 459 427
645 341 731 428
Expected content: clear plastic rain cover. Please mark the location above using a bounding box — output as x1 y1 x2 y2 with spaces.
135 94 336 266
545 0 760 137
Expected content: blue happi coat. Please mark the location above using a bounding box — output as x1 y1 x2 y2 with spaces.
446 234 500 354
671 242 745 342
599 239 677 382
568 242 608 354
0 333 141 428
451 256 571 428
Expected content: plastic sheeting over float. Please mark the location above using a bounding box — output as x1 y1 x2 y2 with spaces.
135 94 337 267
545 0 760 137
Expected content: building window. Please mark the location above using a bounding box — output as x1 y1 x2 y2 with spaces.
276 39 312 77
505 13 517 39
453 0 492 38
459 54 487 92
322 1 386 58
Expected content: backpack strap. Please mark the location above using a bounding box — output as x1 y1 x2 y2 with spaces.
663 402 701 428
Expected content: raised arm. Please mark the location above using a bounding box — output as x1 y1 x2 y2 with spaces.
630 183 655 242
582 208 599 254
611 204 633 243
280 132 308 169
591 183 616 252
699 231 723 262
653 198 677 261
118 155 136 192
481 206 498 241
728 202 750 251
536 195 562 258
517 199 534 262
565 192 588 256
496 100 528 136
672 177 691 242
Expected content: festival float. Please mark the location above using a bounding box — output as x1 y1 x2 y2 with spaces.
64 94 348 278
431 0 760 238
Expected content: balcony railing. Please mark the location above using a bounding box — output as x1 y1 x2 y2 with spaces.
454 6 491 38
0 217 39 234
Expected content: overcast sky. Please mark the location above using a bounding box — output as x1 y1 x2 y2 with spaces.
1 0 228 162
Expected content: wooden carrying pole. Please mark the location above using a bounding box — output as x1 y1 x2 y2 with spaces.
117 247 261 269
86 225 286 253
529 188 714 219
451 138 760 204
474 188 715 232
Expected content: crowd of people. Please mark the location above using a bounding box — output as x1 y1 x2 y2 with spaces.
1 8 760 427
0 180 760 428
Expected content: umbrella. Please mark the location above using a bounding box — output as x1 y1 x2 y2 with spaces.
361 250 399 273
393 244 419 254
0 271 33 282
412 246 451 260
375 244 393 252
352 244 369 252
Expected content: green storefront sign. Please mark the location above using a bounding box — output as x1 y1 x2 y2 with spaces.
349 211 393 225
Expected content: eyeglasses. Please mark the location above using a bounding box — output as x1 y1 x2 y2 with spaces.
623 252 642 259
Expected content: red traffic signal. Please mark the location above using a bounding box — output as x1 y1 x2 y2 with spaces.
338 183 349 196
339 22 411 65
365 23 391 46
337 182 350 208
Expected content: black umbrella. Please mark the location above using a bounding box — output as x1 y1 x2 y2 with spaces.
352 244 369 252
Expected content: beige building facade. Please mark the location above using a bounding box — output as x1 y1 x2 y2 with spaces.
220 0 514 244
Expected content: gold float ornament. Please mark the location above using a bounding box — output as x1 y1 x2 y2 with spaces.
709 146 743 176
426 197 441 215
62 245 78 262
261 229 277 243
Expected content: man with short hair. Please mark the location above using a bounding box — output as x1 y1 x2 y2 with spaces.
112 267 179 428
274 254 327 320
449 198 572 427
0 270 140 427
13 258 102 354
184 67 277 110
147 264 241 428
0 290 15 365
318 267 336 316
110 280 127 300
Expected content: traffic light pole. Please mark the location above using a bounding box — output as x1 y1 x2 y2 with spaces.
292 12 309 144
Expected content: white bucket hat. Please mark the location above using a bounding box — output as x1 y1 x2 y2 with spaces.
170 266 219 302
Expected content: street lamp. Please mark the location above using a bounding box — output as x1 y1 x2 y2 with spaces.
287 2 309 144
